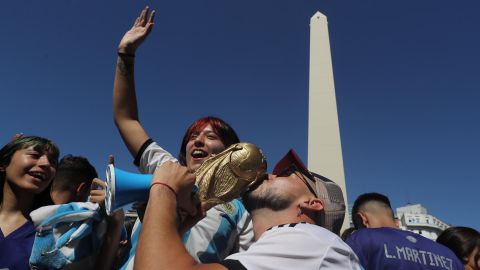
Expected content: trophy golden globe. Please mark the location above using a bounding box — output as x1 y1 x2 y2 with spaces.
194 142 267 209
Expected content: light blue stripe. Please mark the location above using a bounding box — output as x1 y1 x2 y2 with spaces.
198 199 245 263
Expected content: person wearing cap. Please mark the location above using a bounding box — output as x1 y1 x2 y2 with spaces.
134 149 362 270
346 192 463 270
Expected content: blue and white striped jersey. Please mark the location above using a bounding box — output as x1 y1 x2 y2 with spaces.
120 140 254 270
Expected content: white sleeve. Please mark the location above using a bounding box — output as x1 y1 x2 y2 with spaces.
319 237 363 270
137 141 178 174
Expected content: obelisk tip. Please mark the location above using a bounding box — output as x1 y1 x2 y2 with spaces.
311 11 327 22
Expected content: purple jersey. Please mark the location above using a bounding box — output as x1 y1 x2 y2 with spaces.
346 227 463 270
0 221 35 270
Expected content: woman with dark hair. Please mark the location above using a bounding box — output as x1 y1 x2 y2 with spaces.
0 136 59 270
112 7 253 270
437 226 480 270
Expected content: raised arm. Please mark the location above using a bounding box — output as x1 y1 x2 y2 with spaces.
113 7 155 157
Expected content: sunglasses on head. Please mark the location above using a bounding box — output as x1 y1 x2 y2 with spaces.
276 163 317 196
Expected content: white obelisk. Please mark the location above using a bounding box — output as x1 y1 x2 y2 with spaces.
308 11 349 231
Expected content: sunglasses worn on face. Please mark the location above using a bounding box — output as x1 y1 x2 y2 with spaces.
276 163 317 196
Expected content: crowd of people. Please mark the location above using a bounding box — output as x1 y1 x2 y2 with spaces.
1 6 479 270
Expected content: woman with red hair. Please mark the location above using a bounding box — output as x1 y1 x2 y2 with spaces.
112 7 253 270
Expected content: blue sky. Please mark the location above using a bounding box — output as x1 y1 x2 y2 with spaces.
1 1 478 230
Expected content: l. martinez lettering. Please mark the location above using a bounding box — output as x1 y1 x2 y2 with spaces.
383 244 453 270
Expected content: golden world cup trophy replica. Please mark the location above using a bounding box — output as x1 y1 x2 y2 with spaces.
194 142 267 209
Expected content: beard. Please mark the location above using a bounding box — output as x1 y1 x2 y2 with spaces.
242 187 292 212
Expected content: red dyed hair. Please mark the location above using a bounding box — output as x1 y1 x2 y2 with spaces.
178 116 239 166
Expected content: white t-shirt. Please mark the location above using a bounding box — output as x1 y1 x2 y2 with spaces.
223 223 362 270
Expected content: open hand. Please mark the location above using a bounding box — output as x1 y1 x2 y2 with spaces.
118 6 155 54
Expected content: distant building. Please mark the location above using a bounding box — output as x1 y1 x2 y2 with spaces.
396 204 449 240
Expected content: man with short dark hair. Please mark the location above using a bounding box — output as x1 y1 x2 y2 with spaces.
134 149 362 270
351 192 397 230
346 192 463 270
50 155 98 204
